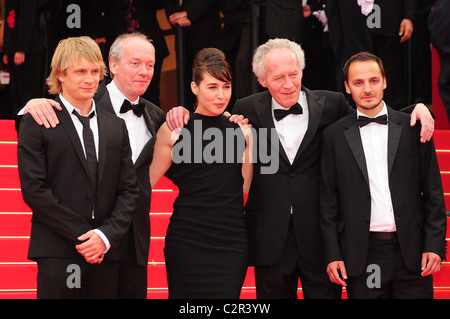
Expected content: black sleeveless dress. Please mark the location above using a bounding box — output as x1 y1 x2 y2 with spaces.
164 113 248 299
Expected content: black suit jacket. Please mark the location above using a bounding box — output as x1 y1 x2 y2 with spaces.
18 96 140 262
320 106 447 276
232 88 353 266
94 82 165 266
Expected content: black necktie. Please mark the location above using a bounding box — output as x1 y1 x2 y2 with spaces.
357 114 388 127
120 99 145 117
274 103 303 121
72 110 98 191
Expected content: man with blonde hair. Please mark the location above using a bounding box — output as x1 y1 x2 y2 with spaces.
17 36 139 299
21 32 166 298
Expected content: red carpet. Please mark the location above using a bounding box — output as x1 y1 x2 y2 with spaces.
1 118 450 299
0 119 257 299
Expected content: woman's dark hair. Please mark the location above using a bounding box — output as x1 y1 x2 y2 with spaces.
192 48 232 85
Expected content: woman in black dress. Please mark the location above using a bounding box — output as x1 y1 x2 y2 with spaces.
150 48 253 298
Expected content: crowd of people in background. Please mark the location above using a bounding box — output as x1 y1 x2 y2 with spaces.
1 0 448 120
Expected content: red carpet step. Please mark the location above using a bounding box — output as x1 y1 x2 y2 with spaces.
1 119 450 299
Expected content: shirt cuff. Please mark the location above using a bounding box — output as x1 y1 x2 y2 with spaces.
92 229 111 254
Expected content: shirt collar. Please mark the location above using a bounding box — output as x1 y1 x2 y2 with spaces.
107 80 140 114
357 101 388 119
59 93 96 117
271 90 306 110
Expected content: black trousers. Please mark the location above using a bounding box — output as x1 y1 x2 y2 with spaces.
254 217 341 299
346 232 434 299
117 228 148 299
35 255 120 299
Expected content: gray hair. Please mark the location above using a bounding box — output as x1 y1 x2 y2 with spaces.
252 38 306 79
108 32 154 63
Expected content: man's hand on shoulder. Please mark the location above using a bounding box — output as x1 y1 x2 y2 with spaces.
165 106 190 132
410 103 434 143
24 98 62 129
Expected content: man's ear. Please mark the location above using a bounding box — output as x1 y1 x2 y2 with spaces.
344 81 351 95
109 59 117 77
258 76 268 88
57 69 65 83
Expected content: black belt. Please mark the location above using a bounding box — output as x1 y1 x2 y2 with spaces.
369 231 397 240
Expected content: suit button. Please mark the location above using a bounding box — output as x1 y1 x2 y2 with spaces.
86 196 93 202
289 173 296 178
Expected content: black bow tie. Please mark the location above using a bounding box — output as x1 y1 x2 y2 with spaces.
357 114 388 127
274 103 303 121
120 99 145 117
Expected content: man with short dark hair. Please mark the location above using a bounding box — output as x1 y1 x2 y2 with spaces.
320 52 447 298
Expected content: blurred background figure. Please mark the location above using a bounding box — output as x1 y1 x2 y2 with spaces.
429 0 450 121
2 0 47 116
88 0 169 107
164 0 220 112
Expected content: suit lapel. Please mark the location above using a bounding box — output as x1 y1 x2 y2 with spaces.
96 109 108 188
344 114 370 186
57 96 97 187
134 99 158 168
255 92 290 165
387 108 403 176
95 82 116 115
141 100 158 137
343 106 403 185
292 88 325 164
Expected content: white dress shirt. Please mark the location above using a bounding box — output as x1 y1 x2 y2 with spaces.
59 94 111 252
60 94 99 159
106 80 152 163
358 102 396 232
272 90 309 164
272 91 309 214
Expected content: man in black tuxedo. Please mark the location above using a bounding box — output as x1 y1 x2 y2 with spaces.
22 33 166 298
17 36 139 299
166 38 435 298
320 52 446 298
